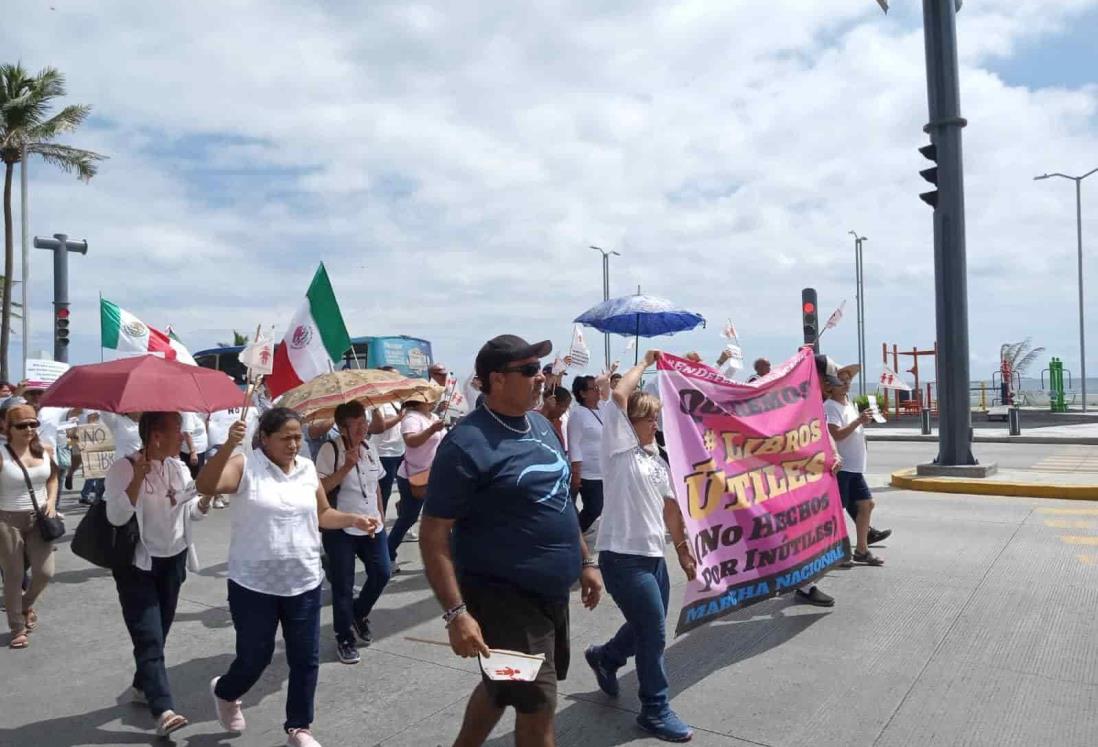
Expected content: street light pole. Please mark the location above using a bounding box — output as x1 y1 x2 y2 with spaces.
590 245 620 369
32 233 88 363
19 144 29 379
1035 167 1097 413
849 231 868 397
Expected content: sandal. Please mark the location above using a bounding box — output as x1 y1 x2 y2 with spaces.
157 710 189 736
9 632 29 649
852 550 885 566
23 608 38 632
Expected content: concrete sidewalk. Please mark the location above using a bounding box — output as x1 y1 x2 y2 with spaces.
869 423 1098 445
3 480 1098 746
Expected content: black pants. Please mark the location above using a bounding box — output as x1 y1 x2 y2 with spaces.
574 479 605 533
113 549 188 717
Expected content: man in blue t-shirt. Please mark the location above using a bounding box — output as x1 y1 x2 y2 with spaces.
421 334 604 746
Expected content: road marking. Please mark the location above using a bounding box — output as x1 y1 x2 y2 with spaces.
1044 519 1098 529
1038 508 1098 515
1078 554 1098 565
1060 535 1098 546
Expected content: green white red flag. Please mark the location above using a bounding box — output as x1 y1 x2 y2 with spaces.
265 264 351 398
100 298 195 365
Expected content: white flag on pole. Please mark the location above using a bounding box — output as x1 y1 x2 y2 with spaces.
568 325 590 368
239 330 275 377
824 300 846 331
878 366 912 391
721 318 739 342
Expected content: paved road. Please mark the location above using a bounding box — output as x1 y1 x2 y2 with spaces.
2 444 1097 746
866 441 1098 473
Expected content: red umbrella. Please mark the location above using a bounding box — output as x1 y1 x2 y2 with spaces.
39 355 246 414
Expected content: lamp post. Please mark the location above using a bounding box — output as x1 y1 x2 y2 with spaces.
590 245 620 369
1035 167 1097 413
849 231 868 397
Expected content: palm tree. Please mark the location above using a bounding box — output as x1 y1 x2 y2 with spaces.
1000 338 1046 378
1 63 105 381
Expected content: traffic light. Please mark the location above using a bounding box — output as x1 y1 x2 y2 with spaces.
55 307 70 347
801 288 819 353
919 142 938 207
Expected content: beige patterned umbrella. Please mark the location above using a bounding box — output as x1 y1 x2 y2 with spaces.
276 369 442 422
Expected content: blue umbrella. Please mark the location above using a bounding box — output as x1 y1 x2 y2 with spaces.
575 294 706 363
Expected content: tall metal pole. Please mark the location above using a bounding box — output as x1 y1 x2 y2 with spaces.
19 145 29 379
590 245 620 369
849 231 868 397
33 233 88 363
1034 166 1096 413
923 0 975 465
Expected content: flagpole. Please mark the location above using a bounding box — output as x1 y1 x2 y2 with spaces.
98 291 104 362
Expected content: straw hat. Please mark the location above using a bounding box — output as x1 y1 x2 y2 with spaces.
838 363 861 381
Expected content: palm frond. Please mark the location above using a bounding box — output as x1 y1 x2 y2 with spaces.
26 104 91 140
28 142 106 181
1014 347 1046 376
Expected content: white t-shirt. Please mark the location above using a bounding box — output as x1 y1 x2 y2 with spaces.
180 412 209 454
36 407 67 455
206 407 259 451
566 406 605 480
397 410 442 479
825 398 867 474
595 399 674 557
370 403 406 458
105 456 206 571
315 437 384 534
100 412 143 460
228 449 323 597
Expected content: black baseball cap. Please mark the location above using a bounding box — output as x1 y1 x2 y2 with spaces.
476 335 553 381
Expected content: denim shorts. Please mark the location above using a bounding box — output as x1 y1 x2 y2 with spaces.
837 471 872 509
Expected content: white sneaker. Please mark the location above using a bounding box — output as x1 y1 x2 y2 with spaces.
210 676 246 732
156 710 188 736
287 727 321 747
405 529 418 541
212 497 226 509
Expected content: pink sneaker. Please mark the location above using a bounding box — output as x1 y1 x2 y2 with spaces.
210 676 245 732
287 728 321 747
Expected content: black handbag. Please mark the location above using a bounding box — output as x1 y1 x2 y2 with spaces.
6 445 65 542
71 499 138 570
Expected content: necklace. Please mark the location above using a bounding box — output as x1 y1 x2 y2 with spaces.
144 460 178 507
481 405 531 435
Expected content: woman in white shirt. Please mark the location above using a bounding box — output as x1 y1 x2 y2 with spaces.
105 411 212 736
0 404 59 650
367 397 405 516
387 392 444 567
583 351 698 743
567 375 606 532
315 401 389 664
197 407 382 747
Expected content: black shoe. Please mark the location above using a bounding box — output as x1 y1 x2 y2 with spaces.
794 586 835 607
852 550 885 566
336 639 360 664
78 497 93 506
352 615 372 646
867 528 892 546
64 475 73 491
584 645 619 697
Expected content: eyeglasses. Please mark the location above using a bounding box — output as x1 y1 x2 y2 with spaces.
11 421 39 431
501 362 541 377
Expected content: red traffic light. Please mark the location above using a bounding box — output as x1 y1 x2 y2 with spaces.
803 302 815 314
56 307 70 319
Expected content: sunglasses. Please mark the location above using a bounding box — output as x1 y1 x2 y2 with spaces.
501 362 541 377
11 421 39 431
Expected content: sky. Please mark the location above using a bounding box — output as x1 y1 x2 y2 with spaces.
3 0 1098 386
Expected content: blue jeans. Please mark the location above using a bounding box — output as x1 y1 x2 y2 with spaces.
575 479 604 533
597 551 671 716
322 529 392 644
81 478 105 502
112 550 187 717
378 456 403 515
216 581 322 732
387 476 423 562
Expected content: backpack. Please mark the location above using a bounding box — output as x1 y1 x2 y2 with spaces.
70 459 140 571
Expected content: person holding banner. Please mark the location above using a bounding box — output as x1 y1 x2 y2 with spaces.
583 350 696 743
198 408 382 747
105 412 213 736
567 375 606 533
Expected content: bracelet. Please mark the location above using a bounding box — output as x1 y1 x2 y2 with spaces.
582 557 598 569
442 603 467 627
675 539 690 551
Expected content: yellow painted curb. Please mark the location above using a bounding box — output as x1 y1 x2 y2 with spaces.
890 469 1098 501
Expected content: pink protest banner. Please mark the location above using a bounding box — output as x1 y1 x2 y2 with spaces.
657 348 850 634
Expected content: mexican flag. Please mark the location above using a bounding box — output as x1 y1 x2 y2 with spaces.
265 264 351 398
101 298 196 364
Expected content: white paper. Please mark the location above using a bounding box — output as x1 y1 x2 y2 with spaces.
24 358 69 389
867 395 886 423
239 333 275 377
568 325 590 369
478 649 545 682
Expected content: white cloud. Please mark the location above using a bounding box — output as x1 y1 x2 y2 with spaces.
4 0 1097 383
